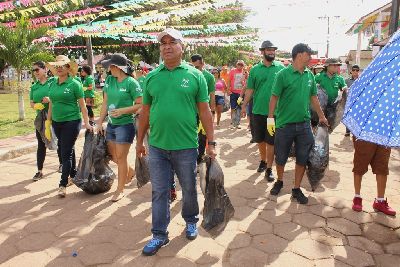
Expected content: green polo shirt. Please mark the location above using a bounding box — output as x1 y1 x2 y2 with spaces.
103 76 142 125
315 71 346 104
30 77 54 114
49 76 84 122
82 75 95 98
74 76 82 84
137 76 146 89
272 65 317 128
202 69 216 95
143 61 209 150
246 60 285 115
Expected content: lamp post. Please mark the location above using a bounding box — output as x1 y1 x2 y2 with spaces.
389 0 400 35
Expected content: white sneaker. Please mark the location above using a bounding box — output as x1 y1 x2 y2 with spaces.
58 186 66 197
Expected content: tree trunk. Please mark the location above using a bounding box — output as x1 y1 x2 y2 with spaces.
17 70 25 121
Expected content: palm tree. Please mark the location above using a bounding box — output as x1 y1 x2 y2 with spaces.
0 17 53 121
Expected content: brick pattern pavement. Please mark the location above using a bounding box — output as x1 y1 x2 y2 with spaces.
0 115 400 266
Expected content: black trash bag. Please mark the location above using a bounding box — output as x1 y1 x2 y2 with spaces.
306 125 329 191
232 105 241 127
311 86 328 128
135 156 150 188
326 89 347 133
201 156 235 237
34 110 57 150
73 131 115 194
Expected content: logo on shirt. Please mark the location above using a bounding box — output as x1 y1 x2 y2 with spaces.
181 78 189 88
64 88 71 94
308 80 312 88
119 88 127 92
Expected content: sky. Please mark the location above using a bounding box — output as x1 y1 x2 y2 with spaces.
242 0 390 57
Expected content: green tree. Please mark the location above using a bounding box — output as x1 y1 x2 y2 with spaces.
0 17 53 121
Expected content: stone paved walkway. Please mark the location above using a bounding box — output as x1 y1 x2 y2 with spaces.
1 114 400 267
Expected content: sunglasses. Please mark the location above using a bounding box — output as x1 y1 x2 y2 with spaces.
352 69 360 72
32 68 40 72
55 64 70 69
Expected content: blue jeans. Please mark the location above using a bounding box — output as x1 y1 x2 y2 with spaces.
149 146 199 240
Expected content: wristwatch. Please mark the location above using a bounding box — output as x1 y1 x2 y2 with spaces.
208 141 217 146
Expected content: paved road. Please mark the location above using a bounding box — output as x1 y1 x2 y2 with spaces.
1 115 400 266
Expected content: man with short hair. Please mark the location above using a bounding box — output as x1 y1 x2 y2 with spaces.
344 64 360 136
137 28 216 256
241 40 284 181
227 60 245 127
268 43 328 204
315 58 347 105
191 54 216 163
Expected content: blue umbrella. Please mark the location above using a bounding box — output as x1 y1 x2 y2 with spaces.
342 29 400 148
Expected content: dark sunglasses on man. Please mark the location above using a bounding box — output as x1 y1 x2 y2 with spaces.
352 68 360 72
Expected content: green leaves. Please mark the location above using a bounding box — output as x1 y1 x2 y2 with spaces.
0 16 53 72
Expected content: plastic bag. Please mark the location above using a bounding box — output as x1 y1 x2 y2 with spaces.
135 156 150 188
306 125 329 191
232 105 241 127
200 156 235 236
311 86 328 128
326 89 347 133
73 131 115 194
222 94 230 113
34 110 57 150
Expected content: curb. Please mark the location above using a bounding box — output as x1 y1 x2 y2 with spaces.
0 129 87 161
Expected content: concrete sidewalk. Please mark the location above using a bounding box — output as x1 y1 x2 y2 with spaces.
1 114 400 266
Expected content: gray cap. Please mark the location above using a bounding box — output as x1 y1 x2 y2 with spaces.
324 58 341 66
259 40 277 50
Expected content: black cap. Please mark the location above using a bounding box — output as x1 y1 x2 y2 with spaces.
101 53 131 68
292 43 313 59
259 40 277 50
352 64 360 70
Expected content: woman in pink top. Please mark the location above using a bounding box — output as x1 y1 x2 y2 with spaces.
212 68 227 127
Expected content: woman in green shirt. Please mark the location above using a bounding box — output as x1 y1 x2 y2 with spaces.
46 55 92 198
80 65 96 122
29 61 62 181
97 53 142 202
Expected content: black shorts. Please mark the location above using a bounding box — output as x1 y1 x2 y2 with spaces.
252 114 274 145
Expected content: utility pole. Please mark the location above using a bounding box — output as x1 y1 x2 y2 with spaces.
84 0 94 69
389 0 400 35
318 15 340 58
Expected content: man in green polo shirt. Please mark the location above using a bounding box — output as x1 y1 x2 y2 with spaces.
136 28 216 256
315 58 347 105
241 40 284 182
191 54 216 164
267 43 328 204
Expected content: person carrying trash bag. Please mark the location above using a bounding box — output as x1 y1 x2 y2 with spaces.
30 61 62 181
96 53 142 202
136 28 216 256
46 55 93 198
268 43 328 204
315 58 347 132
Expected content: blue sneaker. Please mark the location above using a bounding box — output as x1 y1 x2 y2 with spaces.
186 223 198 240
142 237 169 256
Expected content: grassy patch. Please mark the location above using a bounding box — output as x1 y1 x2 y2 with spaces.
0 93 36 139
0 91 103 140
